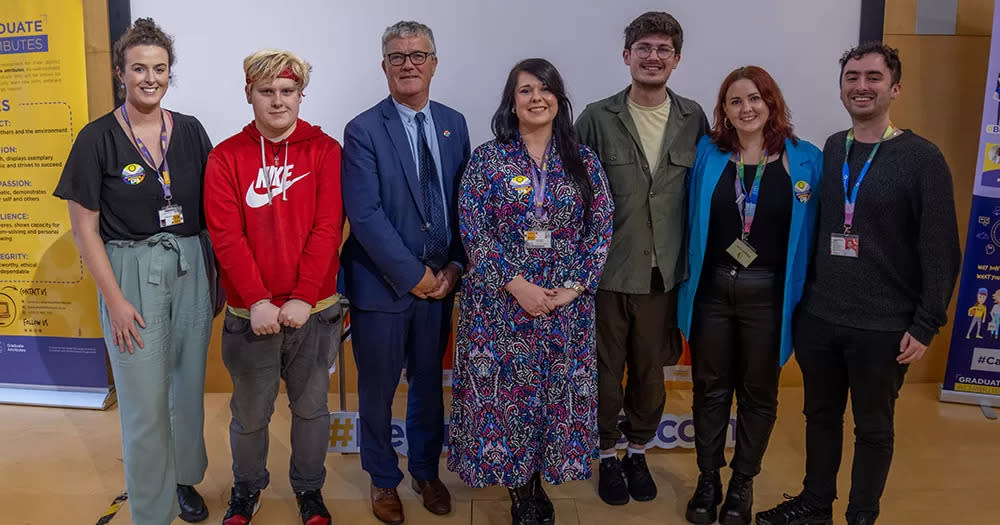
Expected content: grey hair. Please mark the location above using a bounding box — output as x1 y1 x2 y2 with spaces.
381 20 436 55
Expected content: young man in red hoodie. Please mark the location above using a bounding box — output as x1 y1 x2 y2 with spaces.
204 49 343 525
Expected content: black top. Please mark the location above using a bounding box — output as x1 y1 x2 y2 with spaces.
704 158 792 269
801 130 962 345
53 110 212 242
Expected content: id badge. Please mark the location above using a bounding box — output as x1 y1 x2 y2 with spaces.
525 229 552 249
830 233 859 258
158 204 185 227
726 238 758 268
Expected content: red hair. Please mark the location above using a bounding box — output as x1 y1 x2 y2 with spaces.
710 66 796 154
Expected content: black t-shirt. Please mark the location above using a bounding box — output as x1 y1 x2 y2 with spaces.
704 158 792 269
53 110 212 242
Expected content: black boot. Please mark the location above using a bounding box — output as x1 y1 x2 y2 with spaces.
177 484 208 523
598 456 629 505
719 473 753 525
685 470 722 524
848 511 877 524
530 472 554 525
509 481 542 525
755 493 833 525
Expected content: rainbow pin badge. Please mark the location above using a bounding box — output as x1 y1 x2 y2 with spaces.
121 163 145 185
794 180 811 203
443 130 451 137
510 174 531 194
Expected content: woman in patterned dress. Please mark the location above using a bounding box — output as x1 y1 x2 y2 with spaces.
448 58 614 525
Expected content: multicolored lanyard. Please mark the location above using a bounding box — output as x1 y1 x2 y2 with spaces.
734 151 768 241
841 124 895 233
120 105 172 203
525 139 554 223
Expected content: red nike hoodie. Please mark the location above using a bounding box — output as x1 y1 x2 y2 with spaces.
204 119 343 309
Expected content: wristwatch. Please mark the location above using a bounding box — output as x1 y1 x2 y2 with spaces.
563 280 586 294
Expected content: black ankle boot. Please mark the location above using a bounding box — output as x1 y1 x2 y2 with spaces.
509 481 542 525
719 473 753 525
530 472 554 525
177 484 208 523
685 470 722 524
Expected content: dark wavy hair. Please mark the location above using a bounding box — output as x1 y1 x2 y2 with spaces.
112 18 175 98
710 65 797 154
624 11 683 52
839 41 902 86
491 58 593 219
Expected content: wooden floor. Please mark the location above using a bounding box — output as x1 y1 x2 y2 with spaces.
1 383 996 524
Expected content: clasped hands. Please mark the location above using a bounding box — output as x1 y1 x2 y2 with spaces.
504 275 579 318
410 265 461 300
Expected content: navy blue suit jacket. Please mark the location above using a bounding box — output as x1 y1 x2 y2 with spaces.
341 96 471 312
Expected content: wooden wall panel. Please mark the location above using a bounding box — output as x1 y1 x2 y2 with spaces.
885 0 919 34
82 0 113 120
957 0 994 35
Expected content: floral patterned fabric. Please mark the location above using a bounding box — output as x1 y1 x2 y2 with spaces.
447 137 614 488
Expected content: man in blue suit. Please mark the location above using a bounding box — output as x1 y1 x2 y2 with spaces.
341 20 470 525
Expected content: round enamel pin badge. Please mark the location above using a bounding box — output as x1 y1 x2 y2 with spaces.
121 163 145 185
510 175 531 194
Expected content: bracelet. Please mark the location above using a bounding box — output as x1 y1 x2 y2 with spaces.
562 280 585 295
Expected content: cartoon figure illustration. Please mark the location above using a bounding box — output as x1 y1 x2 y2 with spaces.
967 287 989 339
989 290 1000 339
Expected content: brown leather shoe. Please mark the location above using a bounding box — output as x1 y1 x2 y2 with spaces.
411 477 452 515
370 484 404 524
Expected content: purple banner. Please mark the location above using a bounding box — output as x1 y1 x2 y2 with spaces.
943 2 1000 400
0 335 107 388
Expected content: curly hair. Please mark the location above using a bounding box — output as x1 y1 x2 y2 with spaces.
839 41 902 85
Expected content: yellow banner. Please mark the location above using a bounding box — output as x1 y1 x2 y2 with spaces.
1 1 106 389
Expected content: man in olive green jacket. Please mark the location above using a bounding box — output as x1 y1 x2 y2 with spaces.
575 11 707 506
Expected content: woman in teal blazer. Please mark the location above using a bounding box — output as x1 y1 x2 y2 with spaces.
676 66 822 525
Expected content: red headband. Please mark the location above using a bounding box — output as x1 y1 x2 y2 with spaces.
245 65 300 86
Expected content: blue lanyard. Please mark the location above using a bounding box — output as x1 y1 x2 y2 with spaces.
734 151 767 241
841 124 895 233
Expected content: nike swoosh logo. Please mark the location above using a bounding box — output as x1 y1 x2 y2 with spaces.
245 172 311 208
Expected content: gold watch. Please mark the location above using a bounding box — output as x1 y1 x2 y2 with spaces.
563 280 585 294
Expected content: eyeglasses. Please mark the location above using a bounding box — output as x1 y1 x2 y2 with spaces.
631 45 676 59
384 51 435 66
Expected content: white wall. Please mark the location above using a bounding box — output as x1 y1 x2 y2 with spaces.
131 0 861 148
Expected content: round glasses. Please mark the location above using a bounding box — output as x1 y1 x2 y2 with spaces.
631 45 676 59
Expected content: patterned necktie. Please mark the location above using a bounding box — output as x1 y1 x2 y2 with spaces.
415 112 448 268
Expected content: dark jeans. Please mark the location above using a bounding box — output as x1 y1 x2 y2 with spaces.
221 303 343 493
795 309 908 521
690 264 781 477
596 268 680 450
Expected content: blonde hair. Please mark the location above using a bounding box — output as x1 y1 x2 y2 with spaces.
243 49 312 91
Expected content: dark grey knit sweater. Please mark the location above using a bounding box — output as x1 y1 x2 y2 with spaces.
801 129 961 345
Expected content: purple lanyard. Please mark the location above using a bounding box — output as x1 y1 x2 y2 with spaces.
121 105 172 202
525 140 554 223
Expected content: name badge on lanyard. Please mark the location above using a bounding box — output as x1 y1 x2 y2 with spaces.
524 140 553 250
121 105 184 227
833 124 895 258
726 151 767 267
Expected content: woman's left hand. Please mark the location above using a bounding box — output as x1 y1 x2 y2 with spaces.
549 287 581 308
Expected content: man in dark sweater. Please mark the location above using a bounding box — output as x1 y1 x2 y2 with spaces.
755 43 961 525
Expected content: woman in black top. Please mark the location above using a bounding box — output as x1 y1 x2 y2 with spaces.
677 67 824 525
53 18 213 525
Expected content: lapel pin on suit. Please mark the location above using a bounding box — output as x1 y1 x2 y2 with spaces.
442 129 451 137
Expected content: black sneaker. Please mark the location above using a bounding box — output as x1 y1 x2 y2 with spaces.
222 483 261 525
598 456 630 505
685 470 722 524
719 473 753 525
622 453 657 501
177 484 209 523
755 493 833 525
295 490 332 525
